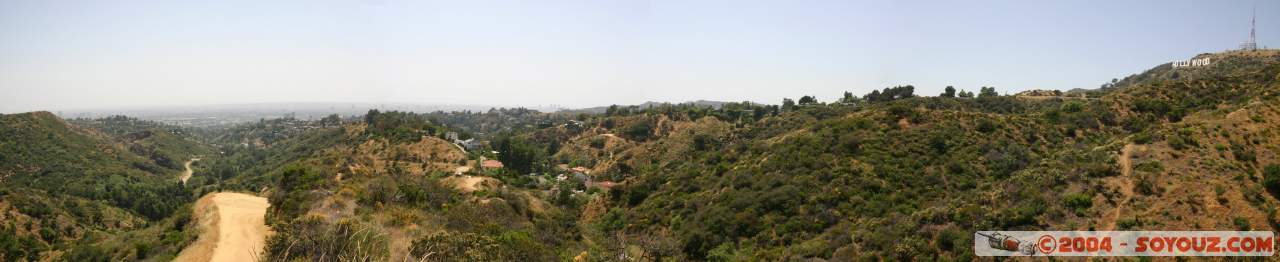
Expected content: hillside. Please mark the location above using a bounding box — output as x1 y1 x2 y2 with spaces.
498 50 1280 259
155 50 1280 261
3 50 1276 261
193 111 579 261
0 112 210 261
1089 49 1280 232
71 115 215 171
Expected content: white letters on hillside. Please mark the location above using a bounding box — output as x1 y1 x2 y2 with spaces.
1172 58 1211 68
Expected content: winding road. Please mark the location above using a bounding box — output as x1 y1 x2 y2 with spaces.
180 158 200 183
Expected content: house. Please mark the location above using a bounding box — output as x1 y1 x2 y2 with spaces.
481 159 504 170
445 132 459 141
570 166 590 174
457 138 482 150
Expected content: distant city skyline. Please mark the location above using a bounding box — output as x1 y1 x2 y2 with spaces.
1 0 1275 113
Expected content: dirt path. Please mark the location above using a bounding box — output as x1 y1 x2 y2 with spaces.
443 175 499 193
179 158 200 184
1102 144 1136 231
173 192 272 262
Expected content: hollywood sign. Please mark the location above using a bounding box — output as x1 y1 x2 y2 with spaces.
1172 57 1210 68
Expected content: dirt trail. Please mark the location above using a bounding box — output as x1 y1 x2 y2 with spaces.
173 192 272 262
1102 144 1136 231
444 175 497 193
179 158 200 183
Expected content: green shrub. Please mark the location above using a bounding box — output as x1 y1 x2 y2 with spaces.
692 133 718 151
1264 164 1280 197
1230 143 1256 163
1234 217 1251 230
976 119 997 133
263 218 389 262
1002 198 1046 227
1061 102 1083 113
1135 162 1163 173
1136 176 1158 195
1168 134 1190 150
1117 218 1140 229
1063 193 1092 214
0 226 43 262
1131 133 1152 144
936 227 969 253
59 245 110 262
623 118 656 141
1085 163 1118 177
408 230 552 261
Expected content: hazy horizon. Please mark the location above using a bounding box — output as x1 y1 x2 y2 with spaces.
2 0 1274 114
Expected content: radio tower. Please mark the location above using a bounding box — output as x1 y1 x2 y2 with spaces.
1241 4 1258 51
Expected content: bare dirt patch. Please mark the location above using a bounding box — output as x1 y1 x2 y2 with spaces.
174 192 271 262
441 175 500 193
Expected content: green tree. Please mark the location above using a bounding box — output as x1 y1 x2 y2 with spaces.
798 95 818 105
942 86 956 97
781 98 796 111
979 86 999 98
606 105 620 116
494 136 543 174
863 85 916 102
365 109 380 124
840 91 858 103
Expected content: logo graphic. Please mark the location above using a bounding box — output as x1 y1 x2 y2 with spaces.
976 232 1036 255
975 231 1274 256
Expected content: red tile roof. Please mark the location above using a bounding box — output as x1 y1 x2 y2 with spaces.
482 159 504 169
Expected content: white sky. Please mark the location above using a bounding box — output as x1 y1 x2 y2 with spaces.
1 0 1273 113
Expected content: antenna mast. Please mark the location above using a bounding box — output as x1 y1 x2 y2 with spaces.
1241 3 1259 51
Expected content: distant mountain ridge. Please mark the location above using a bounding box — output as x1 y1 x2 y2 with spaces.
560 100 730 114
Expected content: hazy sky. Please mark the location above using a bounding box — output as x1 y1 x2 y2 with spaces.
1 0 1274 113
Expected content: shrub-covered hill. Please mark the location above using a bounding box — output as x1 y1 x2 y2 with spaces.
525 50 1280 260
0 112 211 261
1107 50 1280 122
187 50 1280 261
40 50 1264 261
70 115 215 170
194 111 587 261
545 102 1120 260
1089 50 1280 234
